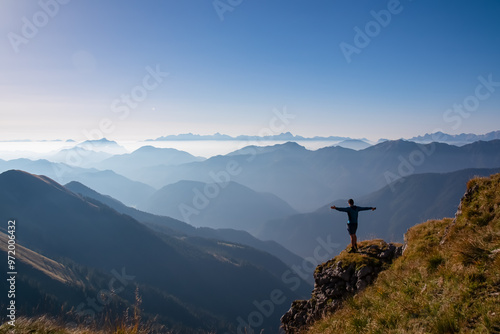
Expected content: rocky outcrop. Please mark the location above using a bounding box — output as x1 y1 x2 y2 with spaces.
281 240 402 333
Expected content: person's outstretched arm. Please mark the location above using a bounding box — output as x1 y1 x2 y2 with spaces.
331 206 349 212
357 206 376 211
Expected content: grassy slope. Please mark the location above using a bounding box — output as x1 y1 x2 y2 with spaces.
0 232 84 287
307 173 500 334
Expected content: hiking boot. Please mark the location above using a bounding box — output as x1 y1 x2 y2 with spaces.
348 247 357 253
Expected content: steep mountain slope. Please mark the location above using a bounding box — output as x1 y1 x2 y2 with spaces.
139 180 297 233
126 140 500 212
0 231 145 327
0 170 308 333
303 173 500 333
0 232 82 286
257 168 500 258
64 181 305 268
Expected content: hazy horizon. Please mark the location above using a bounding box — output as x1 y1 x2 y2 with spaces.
1 128 498 161
0 138 365 160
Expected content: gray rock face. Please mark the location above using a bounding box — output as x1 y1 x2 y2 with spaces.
281 240 403 334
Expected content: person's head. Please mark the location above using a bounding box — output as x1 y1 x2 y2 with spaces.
348 199 354 206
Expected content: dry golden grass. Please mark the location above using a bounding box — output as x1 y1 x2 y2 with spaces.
0 288 163 334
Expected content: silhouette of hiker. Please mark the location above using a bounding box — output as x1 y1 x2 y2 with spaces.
331 199 376 253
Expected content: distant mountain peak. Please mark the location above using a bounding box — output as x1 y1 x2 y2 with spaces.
78 138 119 146
133 145 161 152
132 145 187 154
336 139 372 150
280 141 305 148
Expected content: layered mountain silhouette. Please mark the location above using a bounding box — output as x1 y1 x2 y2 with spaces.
47 147 112 166
75 138 127 154
123 140 500 212
64 180 304 269
139 180 297 233
0 170 310 332
94 145 205 180
256 167 500 258
4 139 500 214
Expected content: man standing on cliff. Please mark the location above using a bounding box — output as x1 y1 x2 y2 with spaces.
331 199 376 253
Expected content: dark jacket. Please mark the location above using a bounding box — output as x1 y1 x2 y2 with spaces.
334 205 372 224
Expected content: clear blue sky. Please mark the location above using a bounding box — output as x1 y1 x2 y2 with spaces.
1 0 499 141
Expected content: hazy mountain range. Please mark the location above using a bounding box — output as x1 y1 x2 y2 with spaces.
2 138 500 218
94 145 205 179
409 130 500 144
121 140 500 212
3 130 498 147
148 131 364 142
64 180 305 270
139 180 297 233
147 130 500 145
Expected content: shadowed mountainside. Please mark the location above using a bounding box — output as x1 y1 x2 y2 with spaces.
0 170 309 333
64 180 305 269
